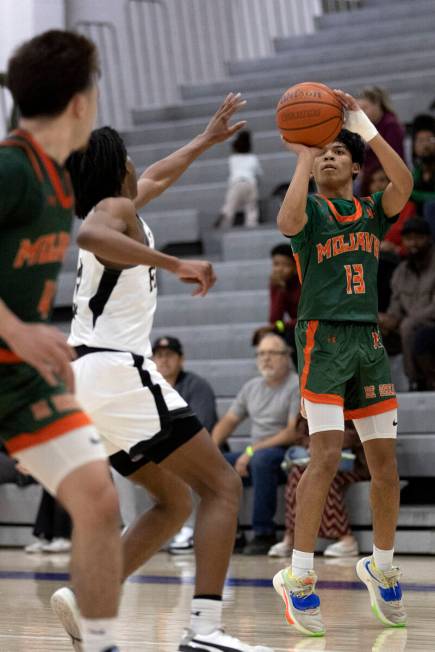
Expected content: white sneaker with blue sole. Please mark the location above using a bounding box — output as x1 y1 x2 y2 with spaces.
356 556 407 627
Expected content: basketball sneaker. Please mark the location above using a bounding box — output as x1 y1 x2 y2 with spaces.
178 628 274 651
50 587 82 651
356 556 407 627
272 568 325 636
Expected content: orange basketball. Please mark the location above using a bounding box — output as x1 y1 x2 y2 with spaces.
276 81 343 147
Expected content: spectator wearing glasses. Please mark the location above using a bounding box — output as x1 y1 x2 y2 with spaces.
212 333 300 554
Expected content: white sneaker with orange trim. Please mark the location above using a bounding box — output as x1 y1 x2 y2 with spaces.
272 568 325 636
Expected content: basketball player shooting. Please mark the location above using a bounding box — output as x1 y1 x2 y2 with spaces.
272 90 413 636
51 94 273 652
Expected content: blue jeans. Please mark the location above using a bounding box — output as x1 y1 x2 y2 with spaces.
224 446 287 536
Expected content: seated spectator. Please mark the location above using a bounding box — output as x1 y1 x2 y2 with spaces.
379 218 435 389
212 333 300 554
216 129 263 229
25 489 72 553
357 86 405 195
269 418 369 558
252 244 301 363
410 114 435 234
365 167 416 312
153 335 218 554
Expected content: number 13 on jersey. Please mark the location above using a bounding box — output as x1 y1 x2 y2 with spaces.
344 264 366 295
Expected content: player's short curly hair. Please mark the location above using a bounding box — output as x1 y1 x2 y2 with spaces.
335 129 365 165
66 126 127 219
335 129 365 177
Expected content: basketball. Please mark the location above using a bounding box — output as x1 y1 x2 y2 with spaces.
276 81 343 147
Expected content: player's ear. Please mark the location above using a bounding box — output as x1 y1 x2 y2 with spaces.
352 162 361 177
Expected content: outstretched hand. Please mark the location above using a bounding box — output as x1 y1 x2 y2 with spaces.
202 92 247 145
175 259 217 297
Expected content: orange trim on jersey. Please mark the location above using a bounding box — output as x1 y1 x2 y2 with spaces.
6 411 93 454
344 398 398 420
0 138 44 183
0 348 22 363
302 388 344 406
12 130 74 209
300 320 319 394
317 194 363 223
293 252 302 284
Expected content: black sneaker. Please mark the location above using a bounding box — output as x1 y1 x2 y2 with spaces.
242 534 276 555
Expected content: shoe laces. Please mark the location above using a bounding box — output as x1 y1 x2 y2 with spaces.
289 572 317 599
378 566 402 590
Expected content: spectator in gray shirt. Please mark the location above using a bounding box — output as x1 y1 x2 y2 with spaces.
212 333 300 554
153 335 218 553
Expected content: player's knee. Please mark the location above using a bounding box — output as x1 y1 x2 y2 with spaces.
370 455 399 485
71 474 120 529
310 446 342 476
216 463 242 512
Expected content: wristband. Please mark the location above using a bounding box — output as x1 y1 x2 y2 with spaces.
343 109 378 143
245 445 254 458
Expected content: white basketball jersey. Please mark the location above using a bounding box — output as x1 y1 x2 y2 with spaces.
69 219 157 357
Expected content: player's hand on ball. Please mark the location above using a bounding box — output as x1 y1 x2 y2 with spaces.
175 259 216 296
333 88 378 142
333 89 359 112
281 137 323 159
202 92 247 145
7 323 76 390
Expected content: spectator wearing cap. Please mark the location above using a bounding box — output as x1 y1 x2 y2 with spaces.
152 336 218 554
379 218 435 389
152 336 217 433
212 333 300 554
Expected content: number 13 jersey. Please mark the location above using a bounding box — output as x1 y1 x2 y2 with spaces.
289 192 397 323
69 218 157 358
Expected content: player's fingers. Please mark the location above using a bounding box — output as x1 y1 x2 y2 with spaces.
227 120 248 136
36 363 58 387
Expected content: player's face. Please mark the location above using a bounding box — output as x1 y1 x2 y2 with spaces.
313 142 358 188
414 130 435 159
271 254 295 282
256 336 290 381
153 349 183 380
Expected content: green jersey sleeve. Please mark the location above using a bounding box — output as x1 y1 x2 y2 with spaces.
288 194 321 249
370 191 399 239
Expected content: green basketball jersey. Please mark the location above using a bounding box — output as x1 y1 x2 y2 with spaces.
0 130 74 349
290 192 396 323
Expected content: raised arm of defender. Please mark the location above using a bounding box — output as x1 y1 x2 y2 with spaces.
134 92 247 209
